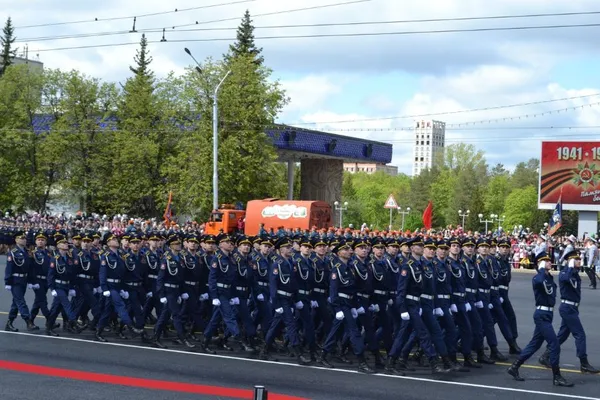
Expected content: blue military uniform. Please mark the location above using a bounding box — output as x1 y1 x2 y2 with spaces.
497 239 519 340
71 233 101 328
152 234 195 349
123 233 148 333
180 233 206 338
539 249 599 374
309 237 332 344
508 251 573 386
141 231 163 324
319 239 373 373
260 237 311 366
230 235 258 351
4 231 35 332
252 237 274 337
292 237 317 357
30 232 53 329
369 238 394 359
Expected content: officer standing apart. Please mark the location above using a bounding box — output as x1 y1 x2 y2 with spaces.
538 249 599 374
4 231 36 332
507 251 573 387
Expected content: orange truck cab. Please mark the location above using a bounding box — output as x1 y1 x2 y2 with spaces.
244 199 332 236
204 205 246 235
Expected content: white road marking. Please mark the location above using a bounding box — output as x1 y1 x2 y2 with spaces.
0 331 598 400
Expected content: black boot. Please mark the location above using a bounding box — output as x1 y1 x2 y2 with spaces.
507 359 524 381
552 365 574 387
26 319 39 331
396 357 416 372
152 333 167 349
580 357 600 374
430 357 450 374
294 346 311 365
357 354 374 373
384 357 405 375
318 352 334 368
180 335 196 349
509 341 522 355
95 329 107 342
259 345 277 361
5 319 18 332
45 322 59 337
239 337 256 353
448 354 470 372
200 338 216 354
464 354 482 369
490 346 508 362
477 350 495 364
372 351 385 369
538 349 551 368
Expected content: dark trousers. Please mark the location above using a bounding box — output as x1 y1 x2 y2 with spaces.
322 304 364 356
47 288 77 326
519 310 559 367
203 294 240 340
500 289 518 339
8 284 31 321
30 284 50 321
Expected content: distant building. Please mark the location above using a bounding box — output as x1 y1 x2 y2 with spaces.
0 48 44 73
343 162 398 176
413 119 445 176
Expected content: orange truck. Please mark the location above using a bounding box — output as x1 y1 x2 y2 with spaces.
203 199 333 236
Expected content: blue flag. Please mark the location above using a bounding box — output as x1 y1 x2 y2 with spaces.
548 190 563 236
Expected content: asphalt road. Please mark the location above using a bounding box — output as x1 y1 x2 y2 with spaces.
1 255 599 400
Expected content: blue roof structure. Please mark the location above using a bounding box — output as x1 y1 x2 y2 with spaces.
31 115 392 164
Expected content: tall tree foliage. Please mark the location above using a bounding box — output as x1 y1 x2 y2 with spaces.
224 10 264 65
0 17 17 75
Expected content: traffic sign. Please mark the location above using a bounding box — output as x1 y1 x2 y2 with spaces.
384 194 398 209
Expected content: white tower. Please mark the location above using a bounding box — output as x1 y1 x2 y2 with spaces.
413 120 446 176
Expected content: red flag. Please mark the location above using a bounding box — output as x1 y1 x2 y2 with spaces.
422 200 433 230
163 191 173 225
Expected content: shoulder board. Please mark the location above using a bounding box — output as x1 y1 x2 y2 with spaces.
216 252 222 259
165 254 172 260
407 260 414 266
352 260 358 266
233 253 241 262
54 254 60 260
334 263 341 268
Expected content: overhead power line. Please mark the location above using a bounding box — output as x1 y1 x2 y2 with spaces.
32 22 600 53
14 0 257 30
16 9 600 44
290 93 600 125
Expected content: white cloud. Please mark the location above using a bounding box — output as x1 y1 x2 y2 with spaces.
279 75 342 114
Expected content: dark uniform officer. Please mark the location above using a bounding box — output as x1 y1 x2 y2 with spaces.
180 233 205 339
29 232 53 330
152 234 195 349
387 237 448 375
260 237 311 365
141 232 162 324
95 234 143 342
4 230 36 332
71 233 101 328
252 237 274 337
497 239 518 341
123 233 148 336
310 237 332 344
231 235 258 351
319 239 373 373
538 249 599 374
45 235 83 336
507 251 573 387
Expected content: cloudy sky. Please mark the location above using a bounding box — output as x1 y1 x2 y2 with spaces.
3 0 600 174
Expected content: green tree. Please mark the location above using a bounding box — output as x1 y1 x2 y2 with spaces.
224 10 264 65
429 169 458 227
0 17 17 76
511 158 539 189
484 174 511 215
490 163 508 177
503 185 539 229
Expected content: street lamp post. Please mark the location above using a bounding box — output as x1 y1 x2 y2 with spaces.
458 209 470 229
495 214 506 231
478 213 496 234
398 207 411 231
334 201 348 228
184 47 232 211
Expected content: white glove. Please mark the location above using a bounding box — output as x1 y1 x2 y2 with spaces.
51 290 58 297
368 304 376 311
450 304 458 313
401 312 410 320
27 283 33 289
96 286 102 293
103 290 111 297
311 300 319 308
488 303 493 310
160 297 167 304
357 306 366 315
335 311 345 320
295 301 304 310
350 308 358 318
146 291 153 298
465 302 472 312
4 285 11 291
120 290 129 300
177 296 182 304
373 304 380 313
232 297 240 305
434 307 444 317
181 293 189 300
33 284 40 290
92 287 98 294
257 293 265 301
68 289 76 297
275 307 284 314
387 299 393 305
419 308 422 316
200 293 209 301
568 259 575 269
475 301 484 309
212 298 221 306
538 260 547 271
500 297 504 304
229 298 235 305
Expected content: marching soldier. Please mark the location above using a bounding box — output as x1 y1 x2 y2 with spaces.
232 235 258 351
538 249 599 374
123 233 148 340
497 239 519 342
507 251 573 387
252 237 274 338
71 233 101 329
292 237 318 360
4 231 36 332
29 231 52 330
310 237 331 344
141 232 162 325
180 233 205 340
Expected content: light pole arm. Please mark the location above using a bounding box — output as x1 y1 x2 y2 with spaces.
214 70 232 98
